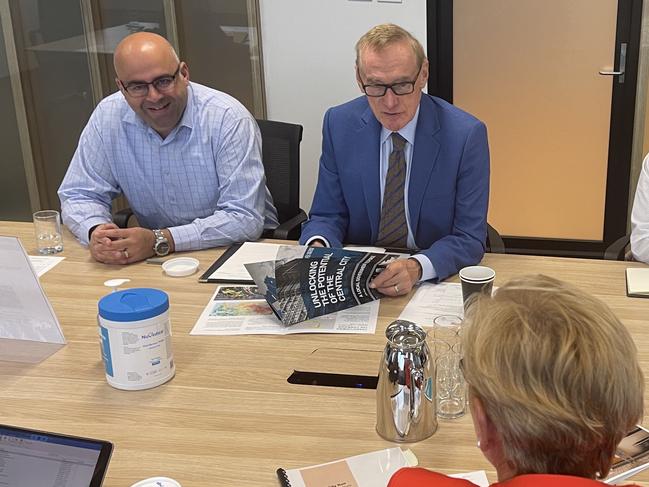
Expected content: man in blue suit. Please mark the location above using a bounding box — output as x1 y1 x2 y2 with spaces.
300 23 490 296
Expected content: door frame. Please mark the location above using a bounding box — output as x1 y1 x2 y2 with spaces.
426 0 643 258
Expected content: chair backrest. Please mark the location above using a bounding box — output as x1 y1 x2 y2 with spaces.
486 223 506 254
256 119 304 223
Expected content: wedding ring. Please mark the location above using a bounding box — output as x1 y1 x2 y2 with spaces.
394 284 400 294
123 249 129 259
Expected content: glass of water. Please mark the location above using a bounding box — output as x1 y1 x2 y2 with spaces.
433 315 465 419
33 210 63 254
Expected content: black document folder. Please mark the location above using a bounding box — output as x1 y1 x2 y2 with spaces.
199 243 255 284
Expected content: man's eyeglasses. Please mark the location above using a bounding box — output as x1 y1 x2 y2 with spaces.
120 63 181 97
360 64 422 97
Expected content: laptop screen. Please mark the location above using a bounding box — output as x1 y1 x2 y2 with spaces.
0 425 113 487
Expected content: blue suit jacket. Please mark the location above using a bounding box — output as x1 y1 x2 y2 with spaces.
300 94 490 281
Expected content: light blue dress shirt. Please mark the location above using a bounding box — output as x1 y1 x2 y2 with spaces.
58 82 278 251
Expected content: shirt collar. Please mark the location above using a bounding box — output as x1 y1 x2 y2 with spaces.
380 105 420 146
176 83 194 131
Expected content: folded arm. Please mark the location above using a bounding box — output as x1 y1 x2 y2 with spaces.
300 109 349 248
418 121 490 282
168 117 271 251
58 116 119 246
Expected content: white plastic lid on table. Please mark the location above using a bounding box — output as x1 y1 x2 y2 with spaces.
130 477 182 487
162 257 199 277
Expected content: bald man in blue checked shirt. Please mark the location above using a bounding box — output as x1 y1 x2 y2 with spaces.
58 32 278 264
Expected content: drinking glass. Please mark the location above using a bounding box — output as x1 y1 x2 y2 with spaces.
33 210 63 254
433 315 465 419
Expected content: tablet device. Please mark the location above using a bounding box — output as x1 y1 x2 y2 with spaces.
0 424 113 486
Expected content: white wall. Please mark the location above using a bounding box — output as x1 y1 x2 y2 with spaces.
259 0 426 212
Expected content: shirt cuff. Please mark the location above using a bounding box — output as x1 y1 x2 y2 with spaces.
168 224 201 252
80 217 112 246
305 235 330 247
411 254 437 282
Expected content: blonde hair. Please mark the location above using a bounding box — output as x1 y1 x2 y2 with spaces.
355 23 425 72
463 275 644 478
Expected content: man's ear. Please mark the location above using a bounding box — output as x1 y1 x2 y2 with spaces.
418 59 429 88
179 61 190 82
355 66 364 93
115 78 126 94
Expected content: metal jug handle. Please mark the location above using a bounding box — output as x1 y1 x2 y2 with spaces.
409 363 422 420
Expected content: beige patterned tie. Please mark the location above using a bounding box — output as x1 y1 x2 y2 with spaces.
376 132 408 248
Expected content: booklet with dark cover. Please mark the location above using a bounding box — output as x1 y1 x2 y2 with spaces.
244 246 400 326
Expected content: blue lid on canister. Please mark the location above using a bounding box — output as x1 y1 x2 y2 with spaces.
98 288 169 322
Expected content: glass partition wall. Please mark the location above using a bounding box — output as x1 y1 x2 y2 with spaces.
1 0 264 220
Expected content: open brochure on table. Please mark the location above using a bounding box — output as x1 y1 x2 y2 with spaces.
190 284 378 336
244 245 401 326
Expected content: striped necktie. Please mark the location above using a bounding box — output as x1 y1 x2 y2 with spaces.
376 132 408 248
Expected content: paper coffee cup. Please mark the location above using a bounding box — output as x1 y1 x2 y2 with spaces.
459 266 495 306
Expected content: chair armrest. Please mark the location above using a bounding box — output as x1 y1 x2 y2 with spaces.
267 210 307 240
604 235 631 261
487 223 506 254
113 208 134 229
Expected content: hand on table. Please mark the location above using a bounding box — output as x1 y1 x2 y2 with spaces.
370 258 422 296
89 225 156 264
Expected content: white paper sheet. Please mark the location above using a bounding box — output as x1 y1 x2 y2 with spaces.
190 284 378 335
450 470 490 487
398 282 466 325
207 242 284 281
28 255 65 277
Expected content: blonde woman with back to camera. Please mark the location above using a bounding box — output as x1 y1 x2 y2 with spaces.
389 274 644 487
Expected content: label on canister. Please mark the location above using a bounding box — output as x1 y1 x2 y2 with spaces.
98 288 175 391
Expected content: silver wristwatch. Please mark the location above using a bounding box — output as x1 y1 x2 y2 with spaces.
153 229 170 256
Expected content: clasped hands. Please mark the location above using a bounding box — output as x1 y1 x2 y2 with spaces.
89 223 156 264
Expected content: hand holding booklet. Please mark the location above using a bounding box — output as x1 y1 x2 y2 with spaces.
245 246 401 326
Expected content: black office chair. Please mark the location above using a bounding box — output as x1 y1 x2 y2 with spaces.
114 119 307 240
256 119 307 240
604 234 632 260
486 222 505 254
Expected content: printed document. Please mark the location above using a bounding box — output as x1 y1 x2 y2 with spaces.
29 255 65 277
398 282 466 325
190 284 378 335
245 246 399 326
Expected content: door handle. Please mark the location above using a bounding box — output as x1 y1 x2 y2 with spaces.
599 43 626 83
